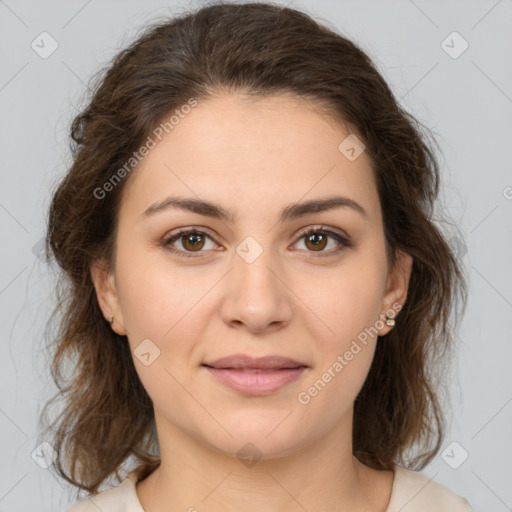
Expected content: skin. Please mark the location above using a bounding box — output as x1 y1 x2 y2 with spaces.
91 91 412 512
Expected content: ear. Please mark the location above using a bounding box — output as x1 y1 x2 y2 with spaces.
378 249 413 335
90 258 127 336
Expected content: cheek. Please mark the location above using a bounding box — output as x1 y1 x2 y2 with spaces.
115 243 205 339
295 255 387 405
309 256 387 345
114 250 206 413
114 245 216 396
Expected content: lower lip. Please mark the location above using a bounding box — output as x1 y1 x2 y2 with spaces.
202 366 307 395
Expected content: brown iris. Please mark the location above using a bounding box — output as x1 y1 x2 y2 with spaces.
182 232 205 251
304 232 328 251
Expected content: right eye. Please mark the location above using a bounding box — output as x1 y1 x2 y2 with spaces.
162 228 219 258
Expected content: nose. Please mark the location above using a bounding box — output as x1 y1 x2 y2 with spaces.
218 243 293 334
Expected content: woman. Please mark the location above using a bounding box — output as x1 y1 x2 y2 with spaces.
39 2 473 511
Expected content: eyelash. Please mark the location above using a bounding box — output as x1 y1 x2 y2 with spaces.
161 226 352 259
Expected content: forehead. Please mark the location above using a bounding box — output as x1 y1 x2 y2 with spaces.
120 92 380 224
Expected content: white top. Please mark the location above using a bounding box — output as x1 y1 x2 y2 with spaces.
65 464 474 511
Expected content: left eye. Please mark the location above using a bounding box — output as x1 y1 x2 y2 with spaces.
163 226 350 259
294 227 351 256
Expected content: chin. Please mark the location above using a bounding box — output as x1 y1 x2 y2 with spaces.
196 412 311 461
208 434 304 464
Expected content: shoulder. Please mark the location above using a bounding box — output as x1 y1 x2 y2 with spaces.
387 464 474 512
64 471 144 512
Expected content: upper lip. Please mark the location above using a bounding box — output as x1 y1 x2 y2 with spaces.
203 354 308 370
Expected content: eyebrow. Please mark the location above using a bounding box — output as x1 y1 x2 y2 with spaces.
141 195 368 223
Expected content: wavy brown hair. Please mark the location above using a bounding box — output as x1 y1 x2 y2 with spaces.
38 0 466 499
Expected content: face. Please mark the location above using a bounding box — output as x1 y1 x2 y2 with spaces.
91 92 412 461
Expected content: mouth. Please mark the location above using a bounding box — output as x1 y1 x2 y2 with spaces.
201 354 308 395
202 366 305 372
202 354 307 370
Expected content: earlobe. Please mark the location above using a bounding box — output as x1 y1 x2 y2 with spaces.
90 259 127 335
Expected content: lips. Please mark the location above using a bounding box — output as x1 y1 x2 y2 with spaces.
201 354 308 395
202 354 307 371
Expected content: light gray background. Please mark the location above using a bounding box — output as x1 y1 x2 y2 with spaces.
1 1 511 511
